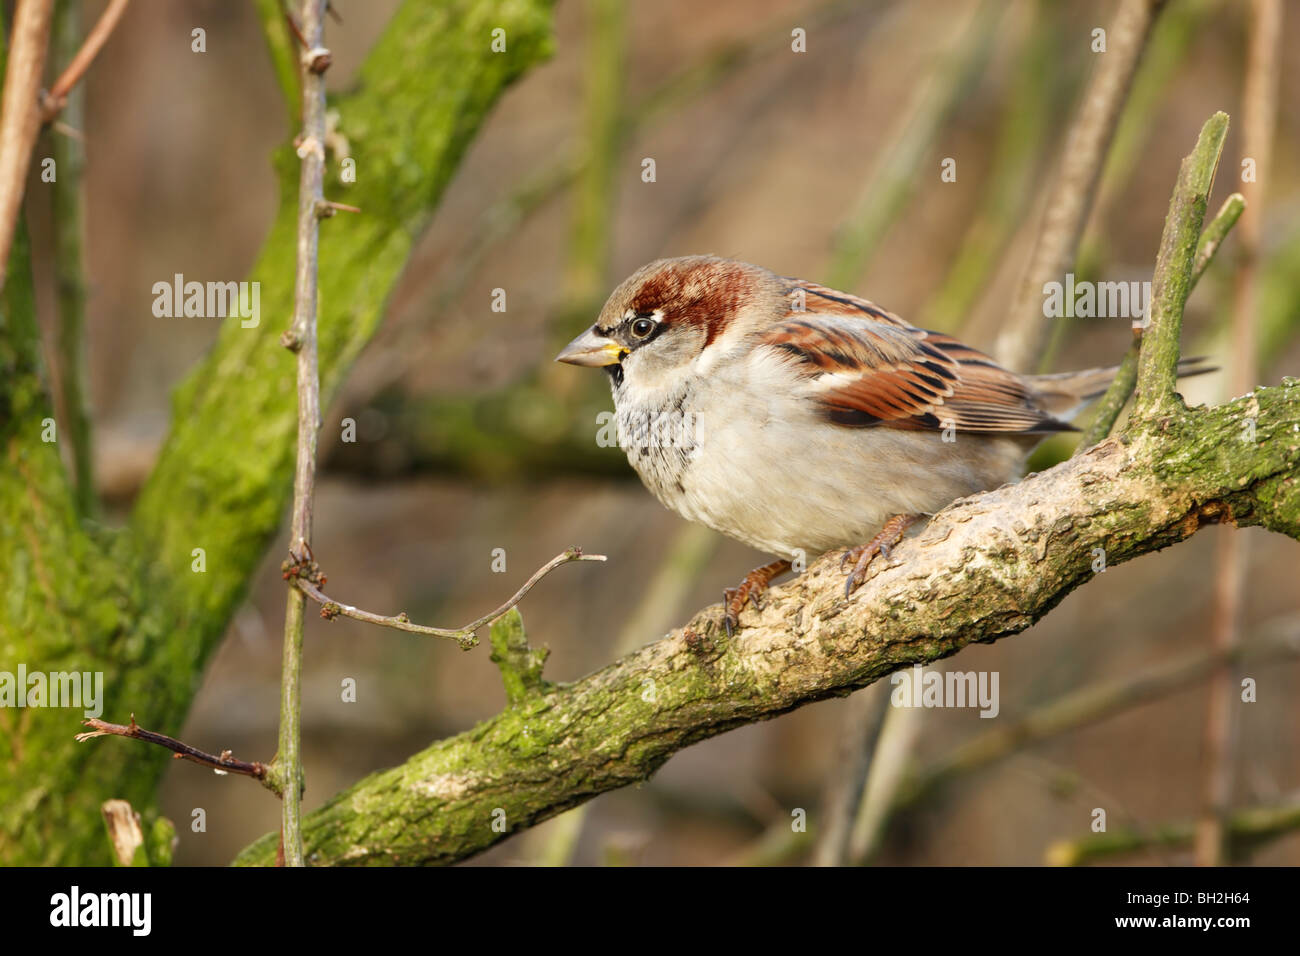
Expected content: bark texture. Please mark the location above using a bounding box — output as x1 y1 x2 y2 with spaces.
235 383 1300 865
0 0 555 865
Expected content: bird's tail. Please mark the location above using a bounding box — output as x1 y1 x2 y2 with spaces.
1029 355 1217 420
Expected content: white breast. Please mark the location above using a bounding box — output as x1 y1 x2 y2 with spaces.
612 345 1024 560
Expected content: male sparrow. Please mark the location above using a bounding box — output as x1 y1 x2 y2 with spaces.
557 256 1205 634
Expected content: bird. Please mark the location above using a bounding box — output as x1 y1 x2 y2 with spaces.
556 255 1208 636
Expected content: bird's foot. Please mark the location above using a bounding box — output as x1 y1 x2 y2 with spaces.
841 513 923 597
722 559 792 637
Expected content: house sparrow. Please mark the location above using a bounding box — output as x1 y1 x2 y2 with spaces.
557 256 1205 634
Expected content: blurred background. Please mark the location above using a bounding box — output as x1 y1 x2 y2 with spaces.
27 0 1300 865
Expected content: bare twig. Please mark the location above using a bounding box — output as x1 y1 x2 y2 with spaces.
994 0 1165 372
272 0 330 868
76 716 270 782
1196 0 1280 868
0 0 55 292
826 0 1005 291
38 0 129 122
292 547 606 651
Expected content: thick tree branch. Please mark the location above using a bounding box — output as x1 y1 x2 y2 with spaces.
234 379 1300 865
233 110 1298 866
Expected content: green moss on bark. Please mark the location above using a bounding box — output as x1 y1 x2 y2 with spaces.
0 0 556 865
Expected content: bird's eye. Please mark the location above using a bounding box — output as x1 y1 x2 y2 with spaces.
631 316 655 338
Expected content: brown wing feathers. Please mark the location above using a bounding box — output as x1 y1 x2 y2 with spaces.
765 283 1075 435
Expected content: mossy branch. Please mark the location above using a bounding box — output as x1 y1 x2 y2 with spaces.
1077 190 1244 450
0 0 558 865
489 609 552 707
234 376 1300 865
232 111 1296 864
1133 111 1229 417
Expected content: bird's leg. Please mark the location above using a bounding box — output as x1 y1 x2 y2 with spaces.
722 558 792 637
841 513 923 597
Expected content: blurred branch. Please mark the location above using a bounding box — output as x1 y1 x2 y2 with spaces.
1048 800 1300 866
919 0 1061 332
49 0 94 516
1076 0 1219 268
614 523 718 655
1197 0 1280 868
825 0 1005 291
0 0 54 293
894 624 1300 816
741 620 1298 867
810 682 887 865
1 0 559 865
419 0 871 344
256 0 299 115
38 0 128 122
552 0 624 347
995 0 1165 372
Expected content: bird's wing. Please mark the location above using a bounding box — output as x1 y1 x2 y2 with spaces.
762 281 1074 434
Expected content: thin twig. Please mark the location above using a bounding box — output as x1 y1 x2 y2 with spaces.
38 0 129 122
0 0 55 293
273 0 330 869
994 0 1165 372
76 716 270 782
293 547 607 650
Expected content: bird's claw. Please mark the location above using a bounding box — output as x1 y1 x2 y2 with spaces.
721 559 793 637
841 514 921 598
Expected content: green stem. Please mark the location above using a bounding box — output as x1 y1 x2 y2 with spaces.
1132 111 1229 419
1077 191 1243 449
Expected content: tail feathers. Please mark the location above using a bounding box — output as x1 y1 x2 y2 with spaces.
1030 356 1217 419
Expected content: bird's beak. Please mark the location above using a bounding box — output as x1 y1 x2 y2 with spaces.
555 327 624 367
